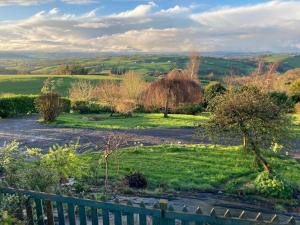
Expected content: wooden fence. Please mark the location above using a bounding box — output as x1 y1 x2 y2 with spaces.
0 187 297 225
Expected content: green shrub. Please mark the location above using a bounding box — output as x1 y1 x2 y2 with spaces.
61 98 71 113
204 81 226 104
71 101 112 114
174 104 204 115
35 92 63 122
0 95 37 118
254 172 294 198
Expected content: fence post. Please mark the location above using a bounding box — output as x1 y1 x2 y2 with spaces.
159 199 175 225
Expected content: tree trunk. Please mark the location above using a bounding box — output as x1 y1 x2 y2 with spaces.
243 134 249 150
250 141 271 173
104 157 109 194
164 88 171 118
45 201 55 225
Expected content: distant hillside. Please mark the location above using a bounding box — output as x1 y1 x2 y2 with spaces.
0 54 299 79
261 54 300 73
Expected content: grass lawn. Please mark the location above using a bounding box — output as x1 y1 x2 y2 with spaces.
0 74 119 97
54 113 209 129
79 144 300 193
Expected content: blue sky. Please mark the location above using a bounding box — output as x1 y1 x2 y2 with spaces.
0 0 299 53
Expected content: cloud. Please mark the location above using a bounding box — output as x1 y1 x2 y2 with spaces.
61 0 97 4
158 5 190 15
0 1 300 53
191 0 300 29
0 0 52 6
111 1 156 18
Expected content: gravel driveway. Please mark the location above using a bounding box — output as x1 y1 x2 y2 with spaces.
0 114 299 159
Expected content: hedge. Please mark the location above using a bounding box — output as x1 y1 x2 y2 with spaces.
0 95 71 118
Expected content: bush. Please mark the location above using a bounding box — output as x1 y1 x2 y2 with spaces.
61 98 71 113
71 101 112 114
35 92 63 122
295 103 300 114
124 172 148 189
269 92 295 112
254 172 294 198
174 104 204 115
0 95 37 118
204 81 226 104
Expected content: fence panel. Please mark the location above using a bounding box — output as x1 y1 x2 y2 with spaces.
0 187 296 225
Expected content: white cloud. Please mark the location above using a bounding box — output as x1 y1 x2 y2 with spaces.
191 0 300 29
0 0 52 6
1 1 300 53
49 8 59 15
111 2 156 18
61 0 96 4
158 5 190 15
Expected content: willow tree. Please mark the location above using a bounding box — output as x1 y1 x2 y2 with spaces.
200 86 292 173
142 69 202 118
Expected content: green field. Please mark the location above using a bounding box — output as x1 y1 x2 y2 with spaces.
0 74 119 97
53 113 209 129
79 144 300 192
0 55 259 79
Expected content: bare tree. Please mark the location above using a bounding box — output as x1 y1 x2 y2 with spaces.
91 133 129 193
96 80 121 116
69 80 97 102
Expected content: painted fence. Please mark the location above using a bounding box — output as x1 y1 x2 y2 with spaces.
0 187 297 225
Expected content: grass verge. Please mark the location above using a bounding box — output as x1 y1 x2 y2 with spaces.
53 113 210 129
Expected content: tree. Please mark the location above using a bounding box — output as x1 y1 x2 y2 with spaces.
91 133 128 194
69 80 97 102
96 80 121 116
200 86 292 173
119 71 146 116
142 69 202 118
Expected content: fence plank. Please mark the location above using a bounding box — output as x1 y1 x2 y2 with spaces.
79 206 87 225
57 202 65 225
139 214 147 225
68 204 76 225
114 211 122 225
127 212 134 225
103 209 110 225
35 198 45 225
91 207 99 225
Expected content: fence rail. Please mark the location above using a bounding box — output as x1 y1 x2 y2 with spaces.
0 187 297 225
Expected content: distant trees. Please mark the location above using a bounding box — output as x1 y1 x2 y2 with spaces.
56 64 88 75
200 86 292 173
111 66 129 75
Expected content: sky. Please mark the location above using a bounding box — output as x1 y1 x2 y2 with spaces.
0 0 299 53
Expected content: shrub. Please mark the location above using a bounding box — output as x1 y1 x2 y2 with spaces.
61 98 71 113
204 81 226 104
35 92 63 122
174 104 204 115
0 95 37 118
254 172 294 198
71 101 112 114
124 172 148 189
295 103 300 114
